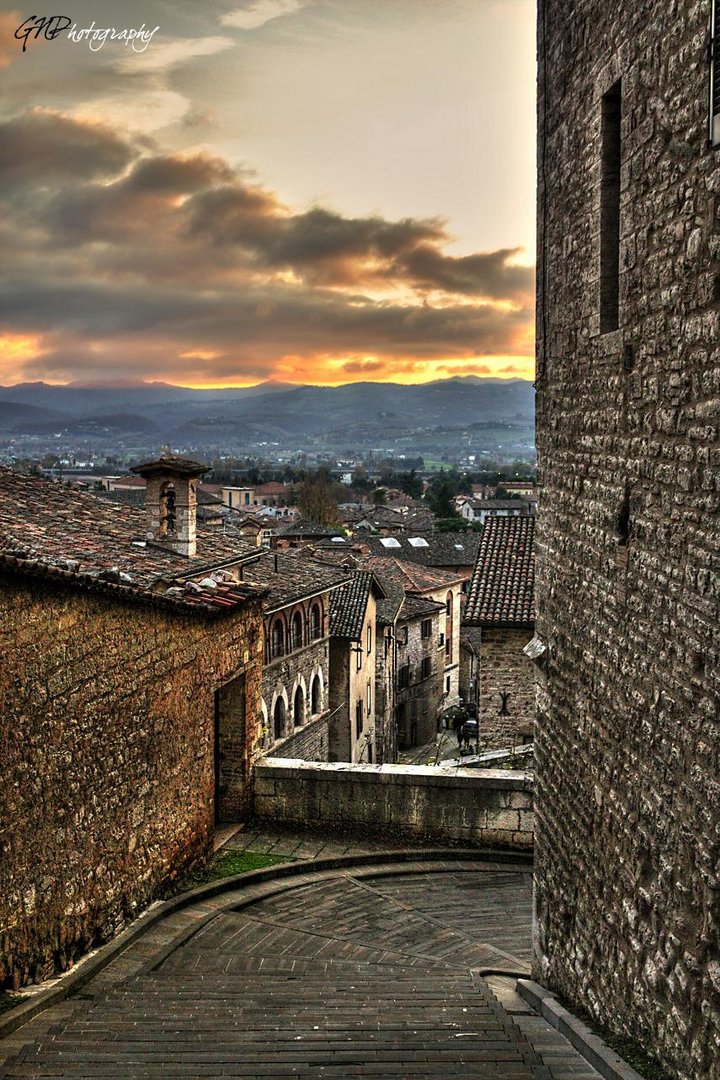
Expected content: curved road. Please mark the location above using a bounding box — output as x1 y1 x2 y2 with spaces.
1 859 601 1078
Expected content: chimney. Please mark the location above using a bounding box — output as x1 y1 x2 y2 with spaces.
131 456 209 558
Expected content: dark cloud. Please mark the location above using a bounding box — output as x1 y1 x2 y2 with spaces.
0 108 534 384
0 109 136 188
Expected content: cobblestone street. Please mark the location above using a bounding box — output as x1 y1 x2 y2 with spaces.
0 849 604 1079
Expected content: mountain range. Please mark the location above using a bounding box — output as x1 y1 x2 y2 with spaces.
0 377 535 447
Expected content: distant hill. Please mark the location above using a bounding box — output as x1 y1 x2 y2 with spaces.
0 378 534 447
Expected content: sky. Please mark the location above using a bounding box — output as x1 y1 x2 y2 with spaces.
0 1 536 388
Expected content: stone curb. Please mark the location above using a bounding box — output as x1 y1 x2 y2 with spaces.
516 979 646 1080
0 846 530 1041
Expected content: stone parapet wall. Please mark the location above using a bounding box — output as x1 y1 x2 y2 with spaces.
253 759 533 849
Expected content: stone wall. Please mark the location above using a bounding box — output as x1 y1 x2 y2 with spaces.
253 758 533 849
374 622 397 764
536 3 720 1078
0 571 264 990
268 714 329 762
478 629 535 750
396 612 443 749
262 637 329 754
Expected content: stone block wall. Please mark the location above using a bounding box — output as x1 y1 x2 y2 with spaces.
267 714 330 762
253 759 533 849
478 629 535 750
536 3 720 1077
396 613 444 749
0 572 263 989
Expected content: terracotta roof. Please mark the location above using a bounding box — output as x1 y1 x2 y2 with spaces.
463 516 535 627
0 466 263 615
254 481 288 495
358 555 465 593
329 570 386 639
237 549 350 612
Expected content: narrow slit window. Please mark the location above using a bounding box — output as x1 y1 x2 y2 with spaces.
711 0 720 147
600 80 622 333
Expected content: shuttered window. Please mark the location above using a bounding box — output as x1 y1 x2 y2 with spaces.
711 0 720 146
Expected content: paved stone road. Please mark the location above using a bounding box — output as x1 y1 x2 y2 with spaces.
1 859 602 1079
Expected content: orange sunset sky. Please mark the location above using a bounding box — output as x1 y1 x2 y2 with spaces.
0 1 536 388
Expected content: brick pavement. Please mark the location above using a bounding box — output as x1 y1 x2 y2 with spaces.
1 854 603 1079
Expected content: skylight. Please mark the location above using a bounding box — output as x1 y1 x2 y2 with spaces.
408 537 430 548
380 537 402 548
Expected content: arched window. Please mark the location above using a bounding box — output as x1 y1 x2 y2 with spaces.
445 591 453 660
271 620 285 659
294 685 305 727
292 611 303 650
273 696 286 740
160 481 176 536
311 675 321 714
310 604 322 639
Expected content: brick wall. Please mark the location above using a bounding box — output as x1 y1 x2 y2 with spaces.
0 572 263 989
253 759 533 849
478 629 534 750
536 3 720 1077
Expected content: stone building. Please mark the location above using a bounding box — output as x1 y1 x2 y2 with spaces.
0 464 265 990
238 551 350 763
362 556 464 709
463 517 535 751
535 3 720 1077
327 569 387 763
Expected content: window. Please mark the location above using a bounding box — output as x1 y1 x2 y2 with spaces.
600 80 622 332
421 618 432 639
445 594 452 616
271 620 285 659
397 625 408 646
310 604 322 639
293 685 304 727
398 664 410 689
159 482 176 536
366 681 372 714
355 700 363 738
446 676 451 695
273 696 286 740
291 611 303 650
711 0 720 146
366 623 372 655
356 645 363 671
311 675 321 714
421 657 431 680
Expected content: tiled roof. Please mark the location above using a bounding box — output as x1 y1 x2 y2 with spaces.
254 481 288 495
400 594 444 620
237 549 350 612
463 516 535 627
329 570 386 639
360 532 481 569
358 555 465 594
0 467 263 615
274 519 343 538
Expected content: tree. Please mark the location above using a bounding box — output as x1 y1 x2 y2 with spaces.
373 487 388 505
399 469 423 499
297 467 339 526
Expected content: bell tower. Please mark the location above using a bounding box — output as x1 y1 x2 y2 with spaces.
131 456 209 558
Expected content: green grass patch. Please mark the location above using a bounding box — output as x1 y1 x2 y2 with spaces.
180 849 291 892
0 993 23 1015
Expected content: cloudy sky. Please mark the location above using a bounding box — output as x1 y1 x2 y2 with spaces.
0 1 535 387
